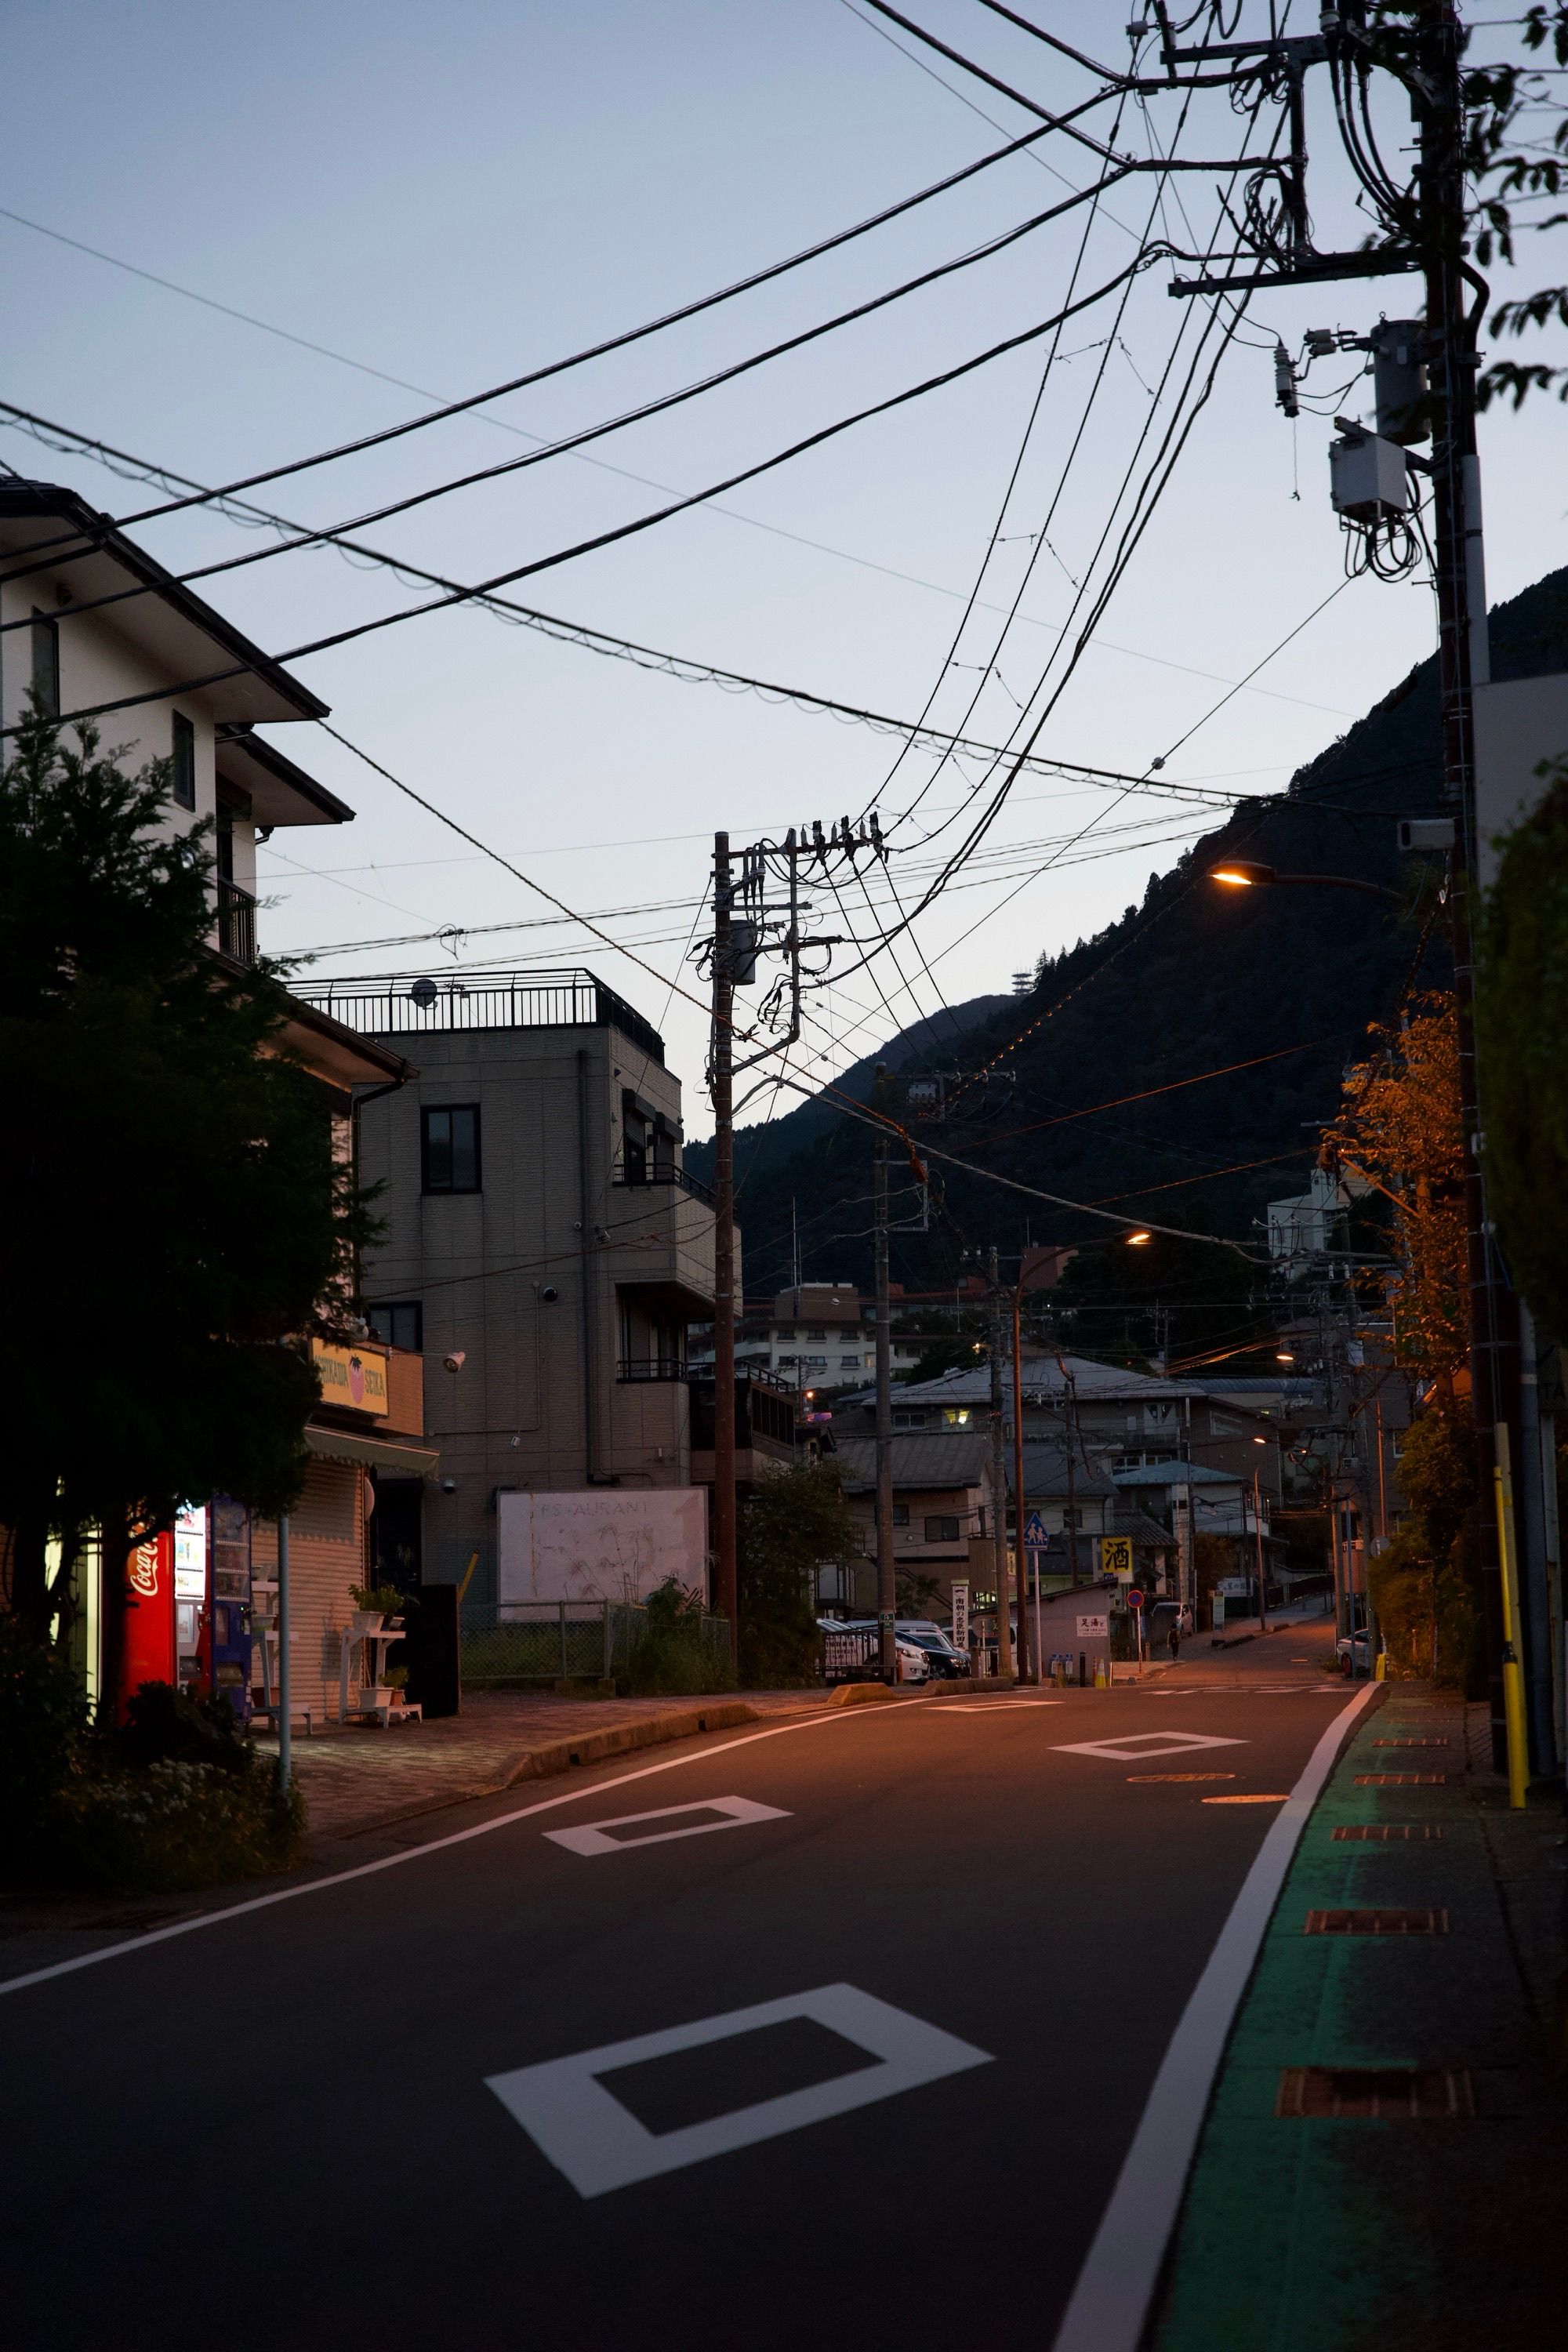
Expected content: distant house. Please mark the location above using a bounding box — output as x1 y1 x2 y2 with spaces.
826 1432 988 1613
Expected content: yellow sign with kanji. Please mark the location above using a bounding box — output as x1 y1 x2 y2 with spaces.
1098 1536 1133 1579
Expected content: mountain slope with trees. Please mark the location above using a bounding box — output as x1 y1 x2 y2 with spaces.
688 565 1568 1331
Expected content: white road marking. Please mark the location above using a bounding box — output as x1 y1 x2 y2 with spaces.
0 1707 919 2001
485 1984 992 2198
931 1700 1065 1713
543 1796 789 1857
1053 1732 1247 1762
1051 1680 1379 2352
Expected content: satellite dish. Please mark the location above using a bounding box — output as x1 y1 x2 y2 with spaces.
408 978 438 1011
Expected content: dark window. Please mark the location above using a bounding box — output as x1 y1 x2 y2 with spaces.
368 1301 423 1352
31 612 59 718
422 1105 481 1193
171 712 196 809
924 1515 960 1544
891 1504 909 1528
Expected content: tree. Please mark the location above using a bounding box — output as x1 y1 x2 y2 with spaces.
1475 767 1568 1335
736 1460 858 1686
0 704 375 1675
1330 996 1468 1388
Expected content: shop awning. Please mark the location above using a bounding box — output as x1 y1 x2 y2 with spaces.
304 1422 439 1478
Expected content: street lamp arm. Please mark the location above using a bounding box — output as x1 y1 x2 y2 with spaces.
1207 858 1399 904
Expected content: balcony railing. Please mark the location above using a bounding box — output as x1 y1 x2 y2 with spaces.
616 1356 688 1382
290 967 665 1063
612 1164 715 1207
217 879 256 966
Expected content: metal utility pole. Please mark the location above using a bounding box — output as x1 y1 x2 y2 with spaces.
276 1512 292 1793
1062 1368 1080 1591
873 1139 896 1682
1251 1470 1269 1634
988 1247 1013 1680
710 832 738 1659
1011 1287 1030 1683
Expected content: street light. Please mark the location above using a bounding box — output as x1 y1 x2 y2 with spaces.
1207 858 1399 904
1125 1229 1152 1247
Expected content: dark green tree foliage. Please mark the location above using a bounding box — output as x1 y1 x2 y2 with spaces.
1476 768 1568 1334
736 1460 857 1686
1368 1409 1483 1690
0 706 375 1635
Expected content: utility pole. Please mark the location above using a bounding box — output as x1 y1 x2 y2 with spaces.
988 1247 1013 1679
1416 0 1521 1771
1062 1366 1080 1592
1011 1287 1030 1683
710 832 738 1660
1251 1469 1269 1635
873 1139 896 1682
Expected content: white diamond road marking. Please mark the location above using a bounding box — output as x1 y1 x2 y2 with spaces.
485 1984 993 2198
1051 1732 1247 1762
543 1796 789 1857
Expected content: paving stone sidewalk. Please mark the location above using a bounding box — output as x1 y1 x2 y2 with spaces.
253 1687 840 1842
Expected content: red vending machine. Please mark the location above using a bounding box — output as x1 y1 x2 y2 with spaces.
118 1531 176 1717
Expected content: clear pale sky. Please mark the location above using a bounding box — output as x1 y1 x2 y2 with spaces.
5 1 1562 1123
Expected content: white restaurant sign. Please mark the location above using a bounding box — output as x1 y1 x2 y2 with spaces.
497 1489 709 1610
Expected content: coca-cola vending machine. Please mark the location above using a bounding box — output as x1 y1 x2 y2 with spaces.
119 1531 176 1716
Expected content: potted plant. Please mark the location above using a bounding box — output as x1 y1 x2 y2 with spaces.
349 1581 405 1635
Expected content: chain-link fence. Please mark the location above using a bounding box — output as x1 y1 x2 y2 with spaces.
460 1599 730 1689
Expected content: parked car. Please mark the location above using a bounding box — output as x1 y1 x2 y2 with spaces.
837 1620 931 1683
895 1619 971 1679
1335 1629 1370 1677
818 1620 930 1683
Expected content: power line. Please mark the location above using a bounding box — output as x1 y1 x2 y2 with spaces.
0 252 1170 742
0 169 1142 612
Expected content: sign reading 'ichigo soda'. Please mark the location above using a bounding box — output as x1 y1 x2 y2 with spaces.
120 1530 176 1711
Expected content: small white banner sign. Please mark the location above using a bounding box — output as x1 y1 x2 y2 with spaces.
1075 1613 1109 1639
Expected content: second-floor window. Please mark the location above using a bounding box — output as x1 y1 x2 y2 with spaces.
171 712 196 810
423 1105 481 1194
924 1515 960 1543
368 1301 423 1352
891 1504 909 1527
31 611 60 719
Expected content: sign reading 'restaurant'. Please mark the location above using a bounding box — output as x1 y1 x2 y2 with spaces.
311 1339 389 1417
496 1489 710 1609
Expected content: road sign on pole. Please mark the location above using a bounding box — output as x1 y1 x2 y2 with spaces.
1127 1588 1144 1612
950 1581 970 1654
1022 1512 1047 1549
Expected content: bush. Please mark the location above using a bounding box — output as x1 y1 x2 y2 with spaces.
118 1680 252 1776
53 1757 303 1895
0 1617 89 1873
627 1579 735 1697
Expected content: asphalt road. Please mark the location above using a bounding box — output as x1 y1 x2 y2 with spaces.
2 1621 1356 2352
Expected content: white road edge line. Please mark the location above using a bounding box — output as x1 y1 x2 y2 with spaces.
1051 1679 1379 2352
0 1708 908 2001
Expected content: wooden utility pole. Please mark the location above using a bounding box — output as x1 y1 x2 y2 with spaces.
988 1247 1013 1679
874 1139 896 1680
710 832 738 1657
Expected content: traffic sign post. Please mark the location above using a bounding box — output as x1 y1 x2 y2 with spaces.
1126 1586 1145 1672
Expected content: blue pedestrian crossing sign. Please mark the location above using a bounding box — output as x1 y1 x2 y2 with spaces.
1022 1512 1047 1550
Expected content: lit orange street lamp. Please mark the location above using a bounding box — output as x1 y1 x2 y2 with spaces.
1207 858 1399 903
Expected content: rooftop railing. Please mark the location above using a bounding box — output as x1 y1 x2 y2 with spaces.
291 967 664 1063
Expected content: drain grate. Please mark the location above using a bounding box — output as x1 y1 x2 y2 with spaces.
1276 2067 1474 2119
1331 1824 1443 1842
1126 1771 1235 1783
1355 1773 1446 1785
1373 1737 1448 1748
1305 1907 1448 1936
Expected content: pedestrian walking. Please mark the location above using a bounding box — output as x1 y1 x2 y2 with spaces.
1167 1623 1181 1662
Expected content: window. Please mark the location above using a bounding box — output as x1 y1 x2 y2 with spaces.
31 612 60 719
805 1355 827 1368
840 1355 862 1370
924 1515 960 1544
775 1327 796 1341
170 711 196 809
942 1407 971 1428
806 1327 827 1341
422 1104 481 1193
891 1504 909 1527
368 1301 423 1352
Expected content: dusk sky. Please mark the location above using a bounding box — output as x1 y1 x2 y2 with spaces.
5 0 1563 1116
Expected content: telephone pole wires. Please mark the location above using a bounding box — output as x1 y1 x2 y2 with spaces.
710 830 738 1660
